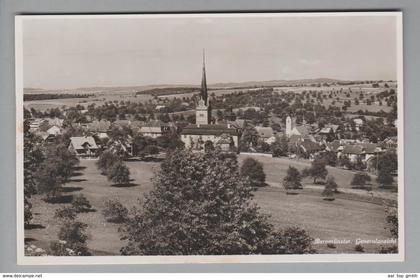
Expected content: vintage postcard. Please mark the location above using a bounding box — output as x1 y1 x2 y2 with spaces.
15 12 404 264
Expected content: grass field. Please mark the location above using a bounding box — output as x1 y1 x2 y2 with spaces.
25 155 397 255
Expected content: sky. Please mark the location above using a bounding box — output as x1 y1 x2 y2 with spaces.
20 14 399 90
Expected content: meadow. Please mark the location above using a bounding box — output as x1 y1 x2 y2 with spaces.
25 154 397 255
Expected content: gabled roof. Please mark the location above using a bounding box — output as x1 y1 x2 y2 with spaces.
181 124 239 136
293 125 310 136
342 143 379 155
47 126 61 135
300 140 323 153
70 136 98 150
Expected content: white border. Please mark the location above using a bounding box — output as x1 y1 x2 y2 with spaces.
15 12 404 265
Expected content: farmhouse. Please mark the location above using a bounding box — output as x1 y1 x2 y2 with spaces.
47 125 61 136
68 136 99 158
341 143 381 162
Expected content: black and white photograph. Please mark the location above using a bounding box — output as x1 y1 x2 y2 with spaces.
15 12 404 264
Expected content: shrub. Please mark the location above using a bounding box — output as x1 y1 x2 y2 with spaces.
50 240 76 256
71 194 92 213
24 197 33 227
57 220 90 255
102 199 128 223
283 166 302 190
385 206 398 237
107 161 130 185
277 227 314 254
325 176 338 192
354 244 365 252
54 206 77 220
25 244 47 256
240 157 266 187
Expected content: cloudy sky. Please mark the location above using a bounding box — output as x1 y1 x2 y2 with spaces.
20 14 400 89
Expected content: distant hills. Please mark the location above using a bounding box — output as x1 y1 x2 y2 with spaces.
23 78 350 95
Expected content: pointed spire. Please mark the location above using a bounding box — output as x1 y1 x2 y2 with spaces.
201 49 208 105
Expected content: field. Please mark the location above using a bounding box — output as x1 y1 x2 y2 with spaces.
25 154 397 255
23 82 395 114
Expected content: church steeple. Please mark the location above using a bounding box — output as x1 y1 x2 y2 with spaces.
196 49 211 125
200 49 208 105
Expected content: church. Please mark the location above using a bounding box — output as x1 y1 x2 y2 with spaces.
180 52 241 152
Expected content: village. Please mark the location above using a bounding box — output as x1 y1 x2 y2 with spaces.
23 55 399 257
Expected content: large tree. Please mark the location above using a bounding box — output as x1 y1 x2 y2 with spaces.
271 135 289 157
240 157 266 187
120 149 313 255
283 166 302 190
303 158 328 184
34 143 79 200
107 161 130 185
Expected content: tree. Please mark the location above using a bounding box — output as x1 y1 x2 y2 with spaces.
107 161 130 185
120 149 313 255
325 175 338 192
385 206 398 237
375 150 397 187
240 157 266 187
72 194 93 213
54 220 90 255
283 166 302 190
204 140 215 152
351 172 371 188
34 160 67 200
240 126 258 151
96 151 120 175
102 199 129 223
303 158 328 184
23 121 44 225
271 135 289 157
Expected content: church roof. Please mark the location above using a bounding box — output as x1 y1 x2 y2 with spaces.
181 124 239 136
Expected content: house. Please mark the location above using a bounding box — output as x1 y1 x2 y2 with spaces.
87 120 111 139
28 118 45 132
353 118 364 131
68 136 99 158
36 131 56 142
382 136 398 149
181 124 240 152
47 125 61 136
139 126 164 138
341 143 381 162
299 139 324 159
46 118 64 127
255 126 276 144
